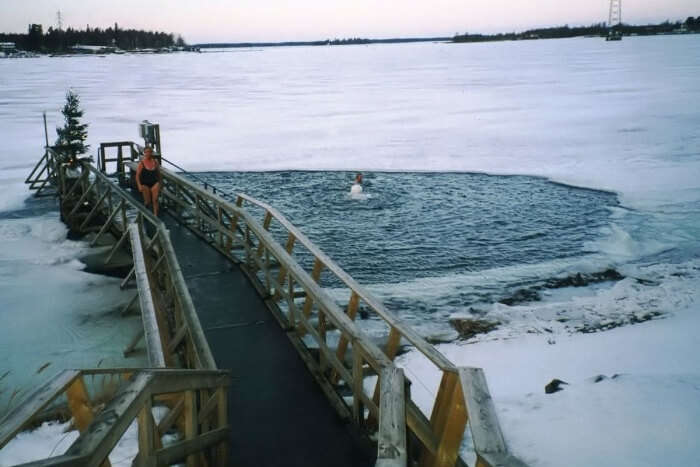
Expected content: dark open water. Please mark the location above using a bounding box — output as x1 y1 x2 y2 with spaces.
196 171 620 336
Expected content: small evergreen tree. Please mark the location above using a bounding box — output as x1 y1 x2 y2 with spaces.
55 90 89 162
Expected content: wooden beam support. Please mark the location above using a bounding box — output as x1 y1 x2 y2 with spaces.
0 370 81 450
376 366 407 467
90 200 124 247
65 376 94 433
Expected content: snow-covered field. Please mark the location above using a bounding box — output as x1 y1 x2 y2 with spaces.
1 35 699 465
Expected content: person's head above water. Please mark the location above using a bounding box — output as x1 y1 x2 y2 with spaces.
355 173 363 184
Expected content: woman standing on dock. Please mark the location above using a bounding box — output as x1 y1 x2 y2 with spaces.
136 146 161 216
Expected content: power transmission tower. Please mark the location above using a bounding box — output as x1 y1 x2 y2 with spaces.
606 0 622 40
608 0 622 27
56 10 63 31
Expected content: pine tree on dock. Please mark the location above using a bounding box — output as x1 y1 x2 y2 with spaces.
55 90 89 162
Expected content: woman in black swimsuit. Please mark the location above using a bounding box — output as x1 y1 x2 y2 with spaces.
136 146 161 216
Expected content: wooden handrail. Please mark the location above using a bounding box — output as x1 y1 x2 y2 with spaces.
237 193 456 372
150 160 529 467
128 223 167 368
35 143 527 467
459 368 528 467
376 366 407 467
47 148 216 371
0 369 230 466
0 370 82 450
157 223 217 370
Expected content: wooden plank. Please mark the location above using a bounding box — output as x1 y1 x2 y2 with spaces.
120 293 139 316
424 372 468 467
272 233 296 300
406 399 438 455
0 370 81 450
155 427 230 466
167 324 189 355
90 200 124 247
370 326 403 421
104 228 129 265
65 376 94 434
197 391 219 425
376 367 407 467
63 168 89 200
295 302 352 384
137 398 156 467
129 224 166 368
352 347 365 425
149 372 230 396
301 258 324 320
67 177 98 217
157 396 184 435
418 371 459 467
215 387 228 466
123 329 144 357
184 390 197 467
157 225 217 370
65 372 154 466
24 152 48 184
333 291 360 383
79 186 109 230
255 210 273 258
120 266 135 290
14 454 89 466
459 367 506 454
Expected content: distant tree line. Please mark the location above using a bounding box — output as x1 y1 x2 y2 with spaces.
0 23 186 52
197 36 449 49
325 37 372 45
453 16 700 43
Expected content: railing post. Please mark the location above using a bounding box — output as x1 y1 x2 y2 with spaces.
216 386 228 466
376 366 407 467
184 389 198 467
273 233 296 300
66 375 94 433
137 396 156 467
352 344 365 427
419 370 467 467
334 291 360 376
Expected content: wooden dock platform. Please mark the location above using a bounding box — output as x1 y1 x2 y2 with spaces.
0 140 529 467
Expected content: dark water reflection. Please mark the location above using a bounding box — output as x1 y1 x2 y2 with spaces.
196 171 618 287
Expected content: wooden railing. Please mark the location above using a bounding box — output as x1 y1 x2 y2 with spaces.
50 147 216 371
17 144 527 467
147 161 527 467
4 148 227 466
24 148 60 197
0 369 230 466
97 141 140 186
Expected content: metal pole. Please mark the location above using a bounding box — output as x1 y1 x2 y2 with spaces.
43 112 49 148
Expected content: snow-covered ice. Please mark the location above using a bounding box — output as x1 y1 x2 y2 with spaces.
0 35 698 465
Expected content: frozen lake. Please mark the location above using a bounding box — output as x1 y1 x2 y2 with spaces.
1 35 699 465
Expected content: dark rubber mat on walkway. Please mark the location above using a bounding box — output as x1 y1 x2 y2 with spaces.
163 217 373 467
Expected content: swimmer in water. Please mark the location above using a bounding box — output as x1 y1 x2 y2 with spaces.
350 173 363 195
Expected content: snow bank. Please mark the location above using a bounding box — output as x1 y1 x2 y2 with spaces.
398 268 700 466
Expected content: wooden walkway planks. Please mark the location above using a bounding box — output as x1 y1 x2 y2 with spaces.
163 217 374 467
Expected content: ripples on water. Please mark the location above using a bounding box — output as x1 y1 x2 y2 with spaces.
197 171 618 329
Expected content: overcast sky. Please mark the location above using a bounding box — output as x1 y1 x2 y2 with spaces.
1 0 697 43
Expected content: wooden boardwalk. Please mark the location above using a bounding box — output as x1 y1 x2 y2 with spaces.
164 217 373 466
0 141 529 467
